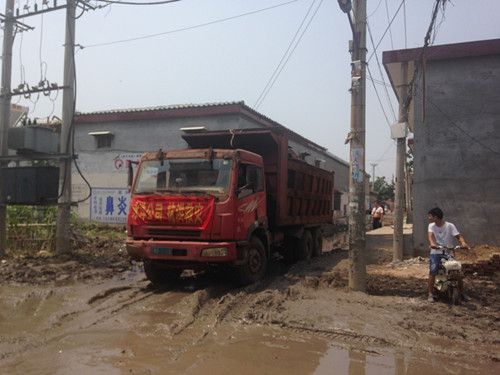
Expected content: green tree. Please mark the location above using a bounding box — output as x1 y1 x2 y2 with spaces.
373 176 394 202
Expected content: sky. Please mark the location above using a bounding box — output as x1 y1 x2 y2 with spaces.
2 0 500 179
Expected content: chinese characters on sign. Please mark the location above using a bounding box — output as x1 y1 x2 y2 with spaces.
91 188 131 224
128 196 215 229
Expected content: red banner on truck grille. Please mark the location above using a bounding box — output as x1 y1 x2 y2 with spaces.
128 195 215 229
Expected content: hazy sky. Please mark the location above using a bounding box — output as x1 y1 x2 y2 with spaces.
3 0 500 179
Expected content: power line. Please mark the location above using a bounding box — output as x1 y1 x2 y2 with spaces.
92 0 180 5
254 0 324 109
367 0 383 18
426 97 500 156
367 20 396 122
403 0 407 49
254 0 318 109
83 0 302 48
371 140 395 163
383 0 394 49
367 0 405 63
366 64 391 127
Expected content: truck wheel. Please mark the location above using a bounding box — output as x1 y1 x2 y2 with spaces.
283 236 298 264
312 229 322 257
297 230 313 261
237 237 267 285
143 260 182 286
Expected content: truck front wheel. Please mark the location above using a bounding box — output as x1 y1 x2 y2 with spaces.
143 260 182 286
237 237 267 285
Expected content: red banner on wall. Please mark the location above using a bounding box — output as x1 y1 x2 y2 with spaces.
128 195 215 230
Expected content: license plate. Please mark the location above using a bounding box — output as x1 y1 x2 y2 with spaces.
152 247 173 255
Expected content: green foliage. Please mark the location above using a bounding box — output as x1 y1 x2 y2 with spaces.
7 206 57 226
6 206 58 254
373 176 395 202
76 221 126 240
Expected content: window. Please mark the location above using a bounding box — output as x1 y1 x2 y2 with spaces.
237 163 264 198
89 131 113 149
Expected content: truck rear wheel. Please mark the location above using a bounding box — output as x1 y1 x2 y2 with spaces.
143 260 182 286
312 229 322 257
237 237 267 285
297 230 313 261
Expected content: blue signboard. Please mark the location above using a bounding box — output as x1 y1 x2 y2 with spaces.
90 188 130 224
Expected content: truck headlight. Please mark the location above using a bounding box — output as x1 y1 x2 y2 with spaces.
201 247 228 257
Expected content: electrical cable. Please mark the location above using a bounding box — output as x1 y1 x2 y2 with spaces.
54 2 92 204
367 0 383 18
70 10 93 204
39 13 48 82
425 97 500 156
373 141 395 163
366 64 391 127
254 0 317 109
383 0 394 49
82 0 302 48
92 0 180 5
403 0 407 49
255 0 324 109
367 0 405 63
367 20 397 122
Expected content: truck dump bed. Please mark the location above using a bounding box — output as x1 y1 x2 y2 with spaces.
182 128 333 228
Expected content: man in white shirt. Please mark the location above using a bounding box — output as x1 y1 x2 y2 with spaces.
427 207 469 302
371 201 384 229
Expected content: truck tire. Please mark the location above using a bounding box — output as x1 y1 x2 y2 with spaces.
143 260 182 286
237 237 267 285
312 229 322 257
297 230 313 261
283 236 297 264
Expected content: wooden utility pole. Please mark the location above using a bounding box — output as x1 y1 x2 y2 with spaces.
56 0 76 254
393 62 409 262
0 0 15 256
338 0 367 291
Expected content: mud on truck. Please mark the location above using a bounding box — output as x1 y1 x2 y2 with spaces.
126 128 334 285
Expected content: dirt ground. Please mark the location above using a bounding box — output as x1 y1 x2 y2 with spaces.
0 229 499 374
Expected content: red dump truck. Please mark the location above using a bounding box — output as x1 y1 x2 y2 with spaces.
126 128 334 284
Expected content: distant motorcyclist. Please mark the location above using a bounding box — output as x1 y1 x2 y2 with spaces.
427 207 469 302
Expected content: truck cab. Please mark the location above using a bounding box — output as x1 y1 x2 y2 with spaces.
126 148 269 284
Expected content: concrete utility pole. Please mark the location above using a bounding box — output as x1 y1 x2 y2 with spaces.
393 62 409 262
56 0 76 254
339 0 367 291
0 0 16 256
370 163 377 190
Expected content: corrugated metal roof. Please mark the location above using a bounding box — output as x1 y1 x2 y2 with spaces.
75 101 245 116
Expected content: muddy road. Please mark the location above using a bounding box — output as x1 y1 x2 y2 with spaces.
0 242 499 374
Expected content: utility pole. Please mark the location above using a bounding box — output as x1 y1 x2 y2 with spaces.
56 0 76 254
338 0 367 291
0 0 15 256
370 163 377 190
393 62 408 262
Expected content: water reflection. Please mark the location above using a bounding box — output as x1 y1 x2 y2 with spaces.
313 345 495 375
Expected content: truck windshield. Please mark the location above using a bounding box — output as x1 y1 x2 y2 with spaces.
134 158 232 196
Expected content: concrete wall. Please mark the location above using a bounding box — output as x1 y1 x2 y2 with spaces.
412 55 500 252
73 112 349 221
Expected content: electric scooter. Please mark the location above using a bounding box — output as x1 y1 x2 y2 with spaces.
432 245 464 305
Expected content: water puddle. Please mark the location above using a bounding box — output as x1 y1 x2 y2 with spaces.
314 344 498 375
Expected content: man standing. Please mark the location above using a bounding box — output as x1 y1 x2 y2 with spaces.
427 207 469 302
371 201 384 229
